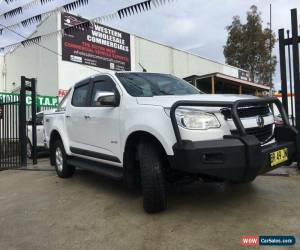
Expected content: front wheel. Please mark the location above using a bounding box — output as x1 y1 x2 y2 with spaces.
53 140 75 178
139 139 167 213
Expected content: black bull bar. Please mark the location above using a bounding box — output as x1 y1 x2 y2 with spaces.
170 97 300 169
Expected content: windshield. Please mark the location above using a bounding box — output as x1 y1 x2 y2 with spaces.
116 73 201 97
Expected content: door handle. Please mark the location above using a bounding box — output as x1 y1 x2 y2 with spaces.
66 115 71 119
84 115 91 119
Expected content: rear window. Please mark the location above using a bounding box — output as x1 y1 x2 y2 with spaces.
72 83 90 107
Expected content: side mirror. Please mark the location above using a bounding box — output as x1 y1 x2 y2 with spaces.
94 91 118 107
37 120 44 126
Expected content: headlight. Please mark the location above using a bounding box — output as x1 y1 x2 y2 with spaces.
164 108 220 130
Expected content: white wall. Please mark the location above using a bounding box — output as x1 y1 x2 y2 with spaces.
4 14 59 96
0 55 4 92
134 35 240 79
57 34 241 90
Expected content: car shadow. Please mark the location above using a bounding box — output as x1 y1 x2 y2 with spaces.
70 169 259 213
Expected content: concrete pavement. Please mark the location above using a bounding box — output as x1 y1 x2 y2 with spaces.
0 158 299 250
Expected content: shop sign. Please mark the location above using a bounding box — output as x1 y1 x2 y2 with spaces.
0 92 59 107
61 12 131 71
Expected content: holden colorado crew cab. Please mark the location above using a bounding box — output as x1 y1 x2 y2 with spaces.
44 72 298 213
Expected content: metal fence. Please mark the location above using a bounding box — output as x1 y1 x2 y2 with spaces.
0 101 21 169
0 78 58 169
0 77 46 169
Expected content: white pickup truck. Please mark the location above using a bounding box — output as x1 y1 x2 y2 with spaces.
44 72 298 213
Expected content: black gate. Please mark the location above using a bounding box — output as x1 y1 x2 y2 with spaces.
0 100 20 169
279 8 300 129
278 8 300 166
0 76 37 169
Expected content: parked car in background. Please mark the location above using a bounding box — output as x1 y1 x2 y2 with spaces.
27 111 53 158
44 72 298 213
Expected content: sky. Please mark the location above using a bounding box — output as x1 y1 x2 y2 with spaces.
0 0 300 90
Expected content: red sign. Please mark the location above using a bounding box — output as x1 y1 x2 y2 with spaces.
240 236 259 247
58 89 68 97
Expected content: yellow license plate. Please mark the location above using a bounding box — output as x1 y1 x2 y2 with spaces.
270 148 288 167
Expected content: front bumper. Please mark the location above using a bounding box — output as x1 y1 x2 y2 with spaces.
170 127 297 182
169 98 299 182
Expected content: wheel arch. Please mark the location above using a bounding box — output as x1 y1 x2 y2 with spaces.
124 130 168 157
123 130 170 189
49 130 63 166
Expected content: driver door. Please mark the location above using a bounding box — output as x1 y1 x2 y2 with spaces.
84 75 122 162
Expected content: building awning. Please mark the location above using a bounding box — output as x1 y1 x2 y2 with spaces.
184 72 271 92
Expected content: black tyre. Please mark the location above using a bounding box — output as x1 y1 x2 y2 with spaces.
53 140 75 178
27 139 32 159
139 139 167 213
123 146 141 191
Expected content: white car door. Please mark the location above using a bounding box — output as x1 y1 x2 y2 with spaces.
82 75 122 163
27 112 45 147
65 79 92 149
36 113 45 147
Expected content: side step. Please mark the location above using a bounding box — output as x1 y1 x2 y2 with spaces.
67 157 123 180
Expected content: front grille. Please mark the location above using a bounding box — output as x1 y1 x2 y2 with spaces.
221 105 270 120
231 124 274 143
222 105 273 143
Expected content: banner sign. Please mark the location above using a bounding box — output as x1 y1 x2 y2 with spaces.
238 70 250 81
0 92 59 107
61 12 131 71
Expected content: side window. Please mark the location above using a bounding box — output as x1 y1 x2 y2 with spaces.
72 83 90 107
36 113 44 125
91 78 117 107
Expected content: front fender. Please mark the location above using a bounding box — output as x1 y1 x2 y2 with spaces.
122 106 177 156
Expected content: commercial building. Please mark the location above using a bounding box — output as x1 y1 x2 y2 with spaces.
0 12 270 97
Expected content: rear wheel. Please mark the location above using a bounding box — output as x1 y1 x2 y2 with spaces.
139 139 167 213
53 140 75 178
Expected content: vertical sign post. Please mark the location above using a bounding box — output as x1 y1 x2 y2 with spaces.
19 77 27 167
19 76 38 167
31 78 37 165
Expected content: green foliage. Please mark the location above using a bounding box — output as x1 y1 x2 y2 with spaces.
224 5 277 84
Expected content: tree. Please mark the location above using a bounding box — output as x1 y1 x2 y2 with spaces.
224 5 277 85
